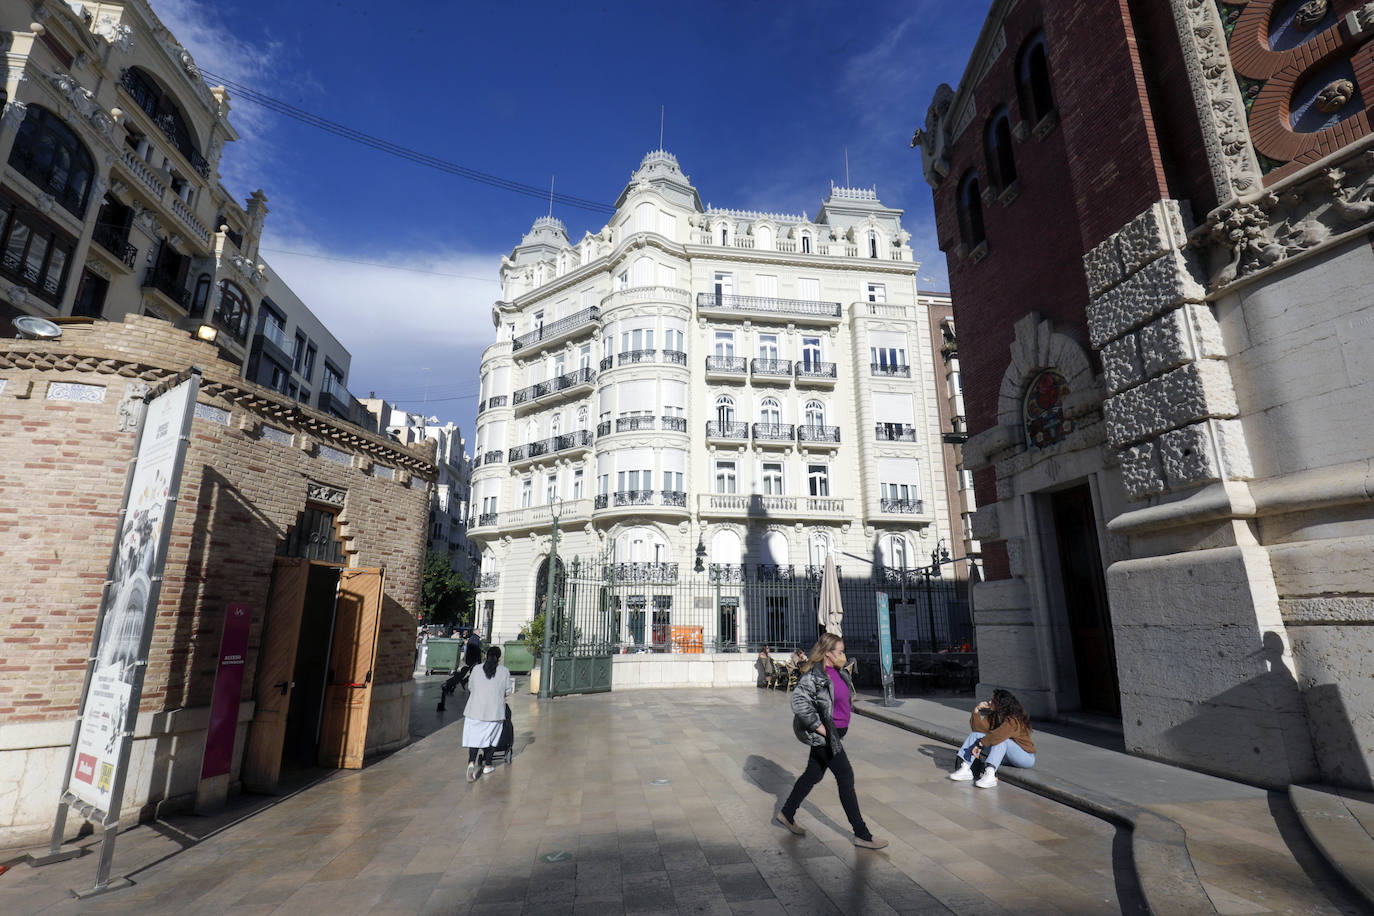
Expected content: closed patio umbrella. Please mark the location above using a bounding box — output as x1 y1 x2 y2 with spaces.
818 553 843 637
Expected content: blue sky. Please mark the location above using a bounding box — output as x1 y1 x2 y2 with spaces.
158 0 993 434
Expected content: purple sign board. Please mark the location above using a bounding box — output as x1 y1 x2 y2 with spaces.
201 603 253 779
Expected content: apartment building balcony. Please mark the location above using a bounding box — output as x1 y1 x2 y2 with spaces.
864 302 911 320
875 423 917 442
663 349 688 366
696 292 842 326
660 416 688 434
601 285 692 312
477 395 509 414
471 511 500 532
661 490 687 508
875 566 923 586
752 423 795 447
141 268 190 313
511 367 595 413
804 564 841 581
797 425 841 450
943 415 969 444
511 306 599 357
592 489 689 520
697 493 848 521
750 358 793 384
596 420 611 437
477 572 500 590
708 563 745 584
606 562 679 584
879 497 925 515
616 348 656 367
507 429 593 468
615 415 657 433
870 362 911 378
600 355 613 371
472 449 504 469
705 355 748 380
794 361 838 386
756 564 797 582
494 497 594 533
90 222 138 271
614 489 655 507
706 420 750 443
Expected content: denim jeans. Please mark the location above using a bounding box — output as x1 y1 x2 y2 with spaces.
781 727 872 840
959 731 1036 769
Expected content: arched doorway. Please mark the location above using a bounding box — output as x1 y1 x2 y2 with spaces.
534 555 567 625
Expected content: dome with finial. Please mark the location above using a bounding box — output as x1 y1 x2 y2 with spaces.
521 215 568 246
616 149 702 211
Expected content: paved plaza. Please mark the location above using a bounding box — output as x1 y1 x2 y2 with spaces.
0 681 1363 914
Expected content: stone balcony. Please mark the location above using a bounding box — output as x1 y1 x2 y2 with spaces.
697 493 848 521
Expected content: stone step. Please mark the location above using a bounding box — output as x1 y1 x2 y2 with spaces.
1290 784 1374 908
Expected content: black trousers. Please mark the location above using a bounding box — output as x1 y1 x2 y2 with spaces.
468 745 492 765
780 727 871 840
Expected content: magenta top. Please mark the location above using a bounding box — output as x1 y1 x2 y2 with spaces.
827 667 851 728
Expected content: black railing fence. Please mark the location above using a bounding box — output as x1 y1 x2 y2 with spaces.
537 556 974 681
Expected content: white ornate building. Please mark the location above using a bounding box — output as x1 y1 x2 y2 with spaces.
469 151 954 646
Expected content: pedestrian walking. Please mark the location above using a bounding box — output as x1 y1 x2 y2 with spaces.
949 688 1036 788
463 646 514 781
775 633 888 850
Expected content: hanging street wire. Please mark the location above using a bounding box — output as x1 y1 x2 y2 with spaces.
199 71 617 216
259 246 501 281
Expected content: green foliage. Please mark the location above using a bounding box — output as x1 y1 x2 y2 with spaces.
520 613 546 654
421 550 472 626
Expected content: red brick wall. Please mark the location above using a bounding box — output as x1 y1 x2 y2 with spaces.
0 317 435 723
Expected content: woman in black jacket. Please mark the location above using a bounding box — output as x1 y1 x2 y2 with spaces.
775 633 888 850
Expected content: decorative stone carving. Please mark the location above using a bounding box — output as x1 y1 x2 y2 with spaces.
109 179 129 199
1295 0 1329 29
307 481 346 507
1169 0 1262 200
1315 79 1355 114
1086 250 1207 349
2 99 27 130
34 193 55 214
1351 2 1374 34
912 83 955 187
115 382 148 432
94 14 133 53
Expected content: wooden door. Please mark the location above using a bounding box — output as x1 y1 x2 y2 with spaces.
317 568 386 769
241 557 310 792
1050 485 1121 717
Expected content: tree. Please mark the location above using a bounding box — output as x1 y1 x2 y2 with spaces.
421 550 472 627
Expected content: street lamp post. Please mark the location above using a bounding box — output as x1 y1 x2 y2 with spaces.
538 498 562 699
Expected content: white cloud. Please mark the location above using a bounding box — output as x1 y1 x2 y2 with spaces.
261 239 503 425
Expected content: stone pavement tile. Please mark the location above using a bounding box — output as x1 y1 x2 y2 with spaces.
1014 872 1122 915
1198 880 1273 915
700 841 754 866
797 854 901 915
572 898 624 915
710 862 774 902
671 881 734 915
758 872 842 915
370 871 446 914
472 875 529 904
727 899 789 915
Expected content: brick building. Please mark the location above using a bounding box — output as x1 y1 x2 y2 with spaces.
0 317 435 845
917 0 1373 789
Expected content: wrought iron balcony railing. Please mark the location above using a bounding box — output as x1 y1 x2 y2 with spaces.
880 497 924 514
805 564 841 580
0 250 59 301
616 415 656 433
875 423 917 442
709 563 745 584
661 416 687 433
797 425 840 443
477 512 499 527
756 564 796 582
511 305 599 351
752 423 795 441
613 489 654 507
870 362 912 377
606 562 679 583
477 572 500 589
617 349 656 366
142 269 190 309
486 395 507 409
594 494 609 509
876 566 923 585
508 430 593 463
91 223 138 269
663 349 687 365
475 449 503 467
512 367 596 405
661 490 687 507
751 358 792 377
600 355 613 371
705 355 748 374
706 421 750 439
596 420 612 437
697 292 842 319
795 361 838 380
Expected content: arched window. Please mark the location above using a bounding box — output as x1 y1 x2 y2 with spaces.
762 530 788 565
120 67 205 175
190 273 212 318
618 525 670 563
985 110 1017 192
576 406 588 430
800 232 812 254
213 280 251 342
8 106 95 217
760 397 781 425
755 225 772 250
957 171 986 250
1016 33 1055 125
711 528 742 564
882 534 910 570
525 419 538 441
715 395 735 425
550 413 562 438
719 222 729 245
869 231 879 259
804 400 825 427
808 531 833 567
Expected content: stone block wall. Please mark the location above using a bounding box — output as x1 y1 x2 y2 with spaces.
0 316 435 843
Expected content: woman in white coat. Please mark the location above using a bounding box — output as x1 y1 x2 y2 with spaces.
462 646 514 781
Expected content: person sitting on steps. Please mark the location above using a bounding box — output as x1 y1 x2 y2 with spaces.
950 688 1036 788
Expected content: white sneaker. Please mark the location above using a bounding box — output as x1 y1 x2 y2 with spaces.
466 763 478 782
975 766 998 788
482 764 495 774
948 760 974 781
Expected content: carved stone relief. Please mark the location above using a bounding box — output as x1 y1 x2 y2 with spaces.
115 382 148 432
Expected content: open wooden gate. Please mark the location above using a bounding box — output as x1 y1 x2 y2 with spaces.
317 567 385 768
241 557 310 793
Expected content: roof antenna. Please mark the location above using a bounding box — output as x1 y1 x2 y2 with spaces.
548 175 555 218
844 148 850 187
659 105 665 150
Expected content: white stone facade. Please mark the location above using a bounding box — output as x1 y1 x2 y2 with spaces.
469 152 952 646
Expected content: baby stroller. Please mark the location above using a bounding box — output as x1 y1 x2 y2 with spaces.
488 704 515 766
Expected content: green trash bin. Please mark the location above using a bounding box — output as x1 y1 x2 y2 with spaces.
502 640 535 675
425 638 462 674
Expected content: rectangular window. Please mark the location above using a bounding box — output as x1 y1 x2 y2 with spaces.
715 460 737 494
802 336 821 369
757 333 779 360
762 462 784 495
713 331 734 358
303 345 317 381
546 472 558 504
799 277 820 301
598 474 610 495
755 274 777 298
808 464 829 497
572 469 584 499
712 272 733 301
866 282 887 303
521 479 533 508
293 333 307 371
662 470 684 492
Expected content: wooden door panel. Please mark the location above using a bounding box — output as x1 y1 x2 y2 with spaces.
317 568 385 769
241 557 310 792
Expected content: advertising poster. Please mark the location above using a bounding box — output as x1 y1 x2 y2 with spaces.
200 603 252 779
876 592 894 689
67 379 196 814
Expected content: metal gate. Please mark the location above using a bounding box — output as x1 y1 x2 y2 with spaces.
547 557 614 697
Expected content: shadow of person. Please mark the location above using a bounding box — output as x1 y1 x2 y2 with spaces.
916 742 958 769
743 753 848 838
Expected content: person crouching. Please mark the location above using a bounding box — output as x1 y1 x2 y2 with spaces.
949 688 1035 788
